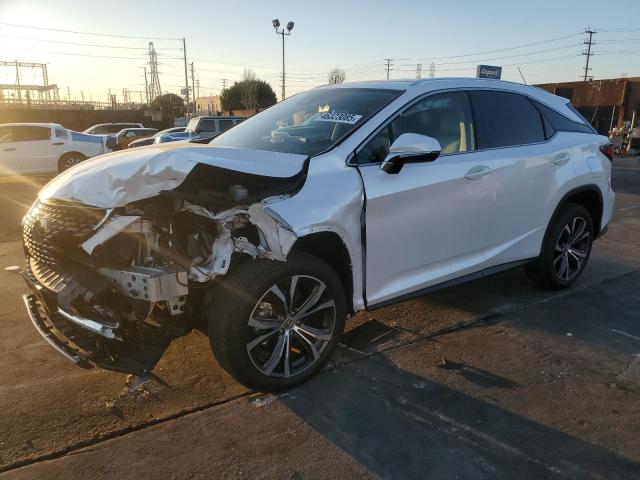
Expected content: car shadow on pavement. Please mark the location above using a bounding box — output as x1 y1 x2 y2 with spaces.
281 354 639 480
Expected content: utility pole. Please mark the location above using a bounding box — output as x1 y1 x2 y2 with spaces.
67 86 71 102
190 62 196 116
182 38 190 116
583 27 597 81
416 63 422 79
384 59 393 80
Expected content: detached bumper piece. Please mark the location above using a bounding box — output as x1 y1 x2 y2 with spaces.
22 289 173 376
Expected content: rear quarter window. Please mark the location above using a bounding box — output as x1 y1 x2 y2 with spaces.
530 100 596 137
470 90 545 149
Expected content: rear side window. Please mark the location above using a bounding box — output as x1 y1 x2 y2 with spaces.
530 100 595 137
55 127 67 139
14 126 51 142
198 119 216 132
470 91 545 149
218 119 233 132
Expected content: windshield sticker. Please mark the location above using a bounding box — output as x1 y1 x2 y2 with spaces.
313 112 363 125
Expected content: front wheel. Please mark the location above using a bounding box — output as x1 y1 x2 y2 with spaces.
206 252 347 391
525 203 594 290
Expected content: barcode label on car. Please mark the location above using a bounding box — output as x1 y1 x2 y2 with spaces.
314 112 363 124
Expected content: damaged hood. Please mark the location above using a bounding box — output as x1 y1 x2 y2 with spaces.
39 144 308 208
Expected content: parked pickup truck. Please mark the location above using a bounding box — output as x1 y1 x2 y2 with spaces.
0 123 109 175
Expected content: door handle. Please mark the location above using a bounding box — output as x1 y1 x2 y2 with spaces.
553 152 571 166
52 142 64 146
2 147 15 152
465 165 492 180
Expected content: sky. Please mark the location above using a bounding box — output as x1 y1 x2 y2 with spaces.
0 0 639 103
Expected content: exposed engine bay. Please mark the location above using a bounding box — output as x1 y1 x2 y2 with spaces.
20 162 306 376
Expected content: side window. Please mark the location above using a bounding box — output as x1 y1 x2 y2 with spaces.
218 119 234 132
530 99 595 137
392 92 475 154
14 126 51 142
357 125 392 164
125 131 137 138
198 119 216 132
0 127 14 143
356 91 475 164
55 128 67 139
470 91 545 149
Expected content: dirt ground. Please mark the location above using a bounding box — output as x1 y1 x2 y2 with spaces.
0 158 639 479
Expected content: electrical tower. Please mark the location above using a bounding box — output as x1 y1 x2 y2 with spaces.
0 61 58 105
148 42 162 101
384 59 393 80
583 28 596 81
416 63 422 79
429 63 435 78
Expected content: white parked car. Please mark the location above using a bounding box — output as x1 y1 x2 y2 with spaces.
0 123 108 175
18 78 614 391
83 123 143 135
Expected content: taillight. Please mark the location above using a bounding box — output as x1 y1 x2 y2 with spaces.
599 143 614 162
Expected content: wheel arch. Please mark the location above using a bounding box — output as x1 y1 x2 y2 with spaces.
554 185 604 236
290 232 355 313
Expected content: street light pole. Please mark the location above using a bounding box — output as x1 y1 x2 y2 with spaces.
272 19 294 101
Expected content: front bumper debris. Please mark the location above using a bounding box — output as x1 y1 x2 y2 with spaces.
22 279 174 376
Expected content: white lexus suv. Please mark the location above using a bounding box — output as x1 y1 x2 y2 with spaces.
18 78 614 391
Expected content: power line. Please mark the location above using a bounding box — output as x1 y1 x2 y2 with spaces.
0 22 181 41
0 33 181 50
408 32 584 61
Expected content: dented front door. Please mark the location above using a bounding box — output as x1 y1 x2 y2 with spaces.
359 153 493 306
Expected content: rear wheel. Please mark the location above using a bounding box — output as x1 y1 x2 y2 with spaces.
525 203 593 290
206 252 347 391
58 152 86 172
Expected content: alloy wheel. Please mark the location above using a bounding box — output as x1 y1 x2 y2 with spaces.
246 275 336 379
553 216 590 281
63 156 83 170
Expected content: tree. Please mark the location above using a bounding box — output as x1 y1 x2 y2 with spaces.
220 78 277 112
328 68 346 84
150 93 185 118
240 69 259 111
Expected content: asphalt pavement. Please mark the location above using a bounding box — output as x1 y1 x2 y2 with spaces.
0 158 638 479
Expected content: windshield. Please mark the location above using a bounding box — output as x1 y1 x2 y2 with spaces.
210 88 401 156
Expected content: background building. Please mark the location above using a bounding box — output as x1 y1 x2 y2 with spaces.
537 77 640 134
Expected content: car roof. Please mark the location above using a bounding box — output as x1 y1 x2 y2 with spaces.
0 122 61 128
91 122 142 127
193 116 246 120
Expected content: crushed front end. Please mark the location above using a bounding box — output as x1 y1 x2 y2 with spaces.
20 168 301 376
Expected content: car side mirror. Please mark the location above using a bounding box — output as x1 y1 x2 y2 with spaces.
380 133 441 174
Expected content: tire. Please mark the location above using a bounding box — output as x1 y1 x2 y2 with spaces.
58 152 86 172
206 251 347 391
525 202 594 290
